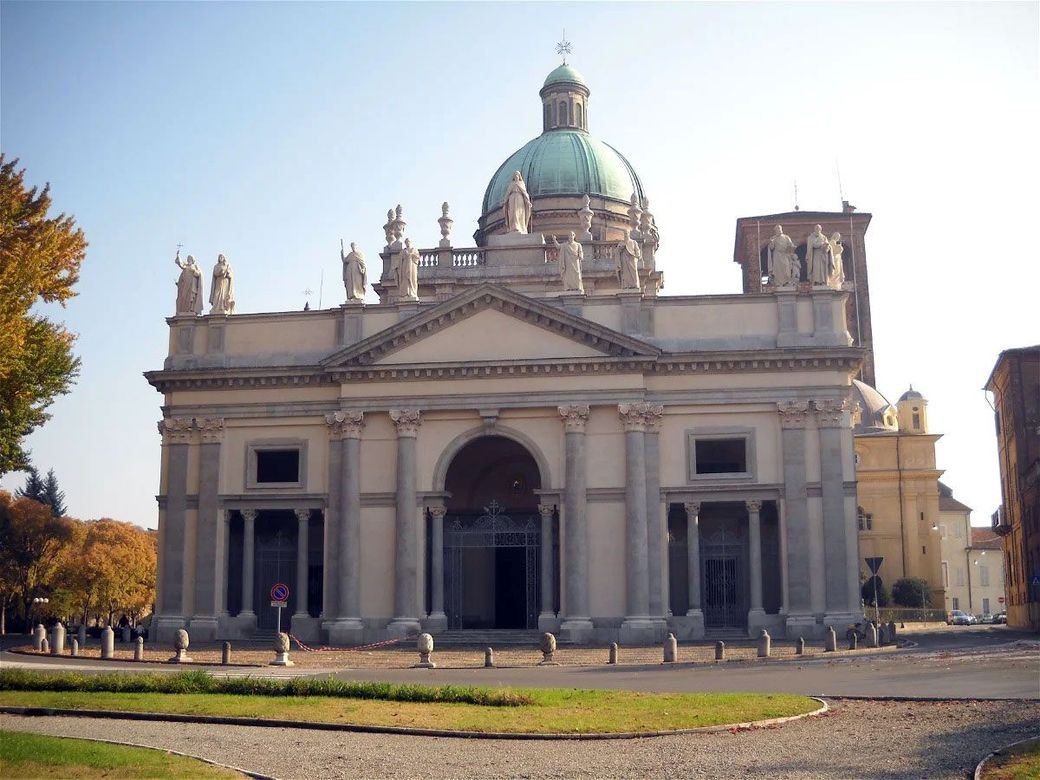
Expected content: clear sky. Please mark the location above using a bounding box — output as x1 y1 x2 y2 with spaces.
1 1 1037 529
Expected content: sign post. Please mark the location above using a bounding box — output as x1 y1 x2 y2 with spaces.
865 557 884 624
270 583 290 637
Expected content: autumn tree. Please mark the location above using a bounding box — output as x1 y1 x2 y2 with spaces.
0 155 86 475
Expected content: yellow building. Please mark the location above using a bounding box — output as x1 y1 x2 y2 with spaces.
852 383 946 609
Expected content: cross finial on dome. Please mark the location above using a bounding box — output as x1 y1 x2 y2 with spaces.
556 30 572 64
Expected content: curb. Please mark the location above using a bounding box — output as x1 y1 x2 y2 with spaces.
818 694 1038 703
0 698 828 741
974 734 1040 779
8 648 262 669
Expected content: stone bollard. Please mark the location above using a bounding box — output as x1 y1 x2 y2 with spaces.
538 632 558 665
888 621 897 641
608 642 618 665
168 628 193 663
222 641 232 665
825 626 837 652
867 623 879 648
32 624 45 651
40 637 49 654
70 638 79 657
714 640 725 661
757 629 771 658
122 626 132 643
50 622 66 655
662 633 677 663
484 647 494 668
77 623 87 648
796 637 805 655
848 631 858 651
134 636 145 661
412 633 435 669
270 632 294 667
101 626 114 659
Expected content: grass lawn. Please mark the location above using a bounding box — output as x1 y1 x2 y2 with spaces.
982 740 1040 780
0 730 241 778
0 687 815 734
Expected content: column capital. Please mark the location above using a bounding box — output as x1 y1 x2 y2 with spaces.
196 417 225 443
683 501 701 517
745 499 764 513
643 403 665 433
326 410 365 439
294 508 310 523
158 416 194 444
777 399 812 429
558 404 591 433
618 403 647 432
240 508 257 523
813 398 852 427
428 505 446 521
537 503 556 519
389 409 422 437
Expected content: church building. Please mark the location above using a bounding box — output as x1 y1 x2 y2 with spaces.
147 62 865 645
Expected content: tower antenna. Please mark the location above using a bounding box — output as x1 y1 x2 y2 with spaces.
793 181 800 211
836 158 845 206
556 30 572 64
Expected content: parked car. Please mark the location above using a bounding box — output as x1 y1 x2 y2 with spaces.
978 613 996 624
995 612 1008 624
947 610 976 625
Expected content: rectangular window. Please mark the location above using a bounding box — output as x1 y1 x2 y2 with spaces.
941 561 949 588
979 565 990 587
982 597 990 614
256 450 300 483
940 524 948 539
952 597 959 610
686 429 755 481
694 439 746 474
955 568 965 586
912 412 921 428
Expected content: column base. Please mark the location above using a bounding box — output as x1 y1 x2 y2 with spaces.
785 613 820 639
154 614 186 644
538 612 561 632
670 610 704 640
747 608 769 636
327 618 364 647
385 618 421 639
422 612 448 633
188 616 219 642
289 615 321 643
558 617 594 645
823 611 863 632
619 617 657 645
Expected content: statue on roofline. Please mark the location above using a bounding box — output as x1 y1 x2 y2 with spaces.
174 250 203 316
209 254 235 315
767 225 797 287
341 240 367 302
503 171 533 234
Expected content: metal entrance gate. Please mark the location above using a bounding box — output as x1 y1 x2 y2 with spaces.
701 525 746 628
255 522 296 630
444 501 540 630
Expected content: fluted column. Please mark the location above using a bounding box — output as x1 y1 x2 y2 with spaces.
747 499 766 630
558 404 593 641
428 505 447 630
240 509 257 619
387 409 422 637
327 411 364 644
684 501 703 619
619 403 653 642
538 503 556 627
294 509 310 619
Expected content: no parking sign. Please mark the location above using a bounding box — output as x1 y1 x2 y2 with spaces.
270 582 289 607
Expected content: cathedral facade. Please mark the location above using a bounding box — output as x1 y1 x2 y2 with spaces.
148 63 864 645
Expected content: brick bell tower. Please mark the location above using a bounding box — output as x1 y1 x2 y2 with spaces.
732 202 876 387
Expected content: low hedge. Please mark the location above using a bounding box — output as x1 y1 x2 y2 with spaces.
0 669 530 707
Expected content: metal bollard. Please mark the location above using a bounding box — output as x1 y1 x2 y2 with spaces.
796 637 805 655
222 641 232 665
484 647 494 668
757 629 771 658
608 642 618 665
662 633 677 663
715 640 725 661
134 636 145 661
825 627 837 652
868 623 879 648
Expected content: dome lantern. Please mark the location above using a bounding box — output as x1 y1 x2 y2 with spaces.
540 64 589 132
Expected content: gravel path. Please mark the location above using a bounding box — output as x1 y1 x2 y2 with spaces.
3 699 1038 779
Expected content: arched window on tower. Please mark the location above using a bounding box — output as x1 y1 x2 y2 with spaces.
576 103 583 129
544 103 551 131
551 102 557 126
559 100 568 126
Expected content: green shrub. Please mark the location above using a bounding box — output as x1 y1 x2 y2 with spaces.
891 577 932 608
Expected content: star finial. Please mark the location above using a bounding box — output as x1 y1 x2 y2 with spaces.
556 30 572 64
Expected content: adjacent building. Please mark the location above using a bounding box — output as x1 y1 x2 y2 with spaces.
938 484 1005 616
987 345 1040 631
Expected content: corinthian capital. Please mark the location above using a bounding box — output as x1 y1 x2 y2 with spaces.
777 400 811 429
196 417 225 443
558 404 591 433
642 403 665 433
618 403 647 432
814 398 852 427
326 410 364 439
157 416 194 444
389 408 422 437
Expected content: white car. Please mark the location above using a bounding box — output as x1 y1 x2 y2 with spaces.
948 610 976 625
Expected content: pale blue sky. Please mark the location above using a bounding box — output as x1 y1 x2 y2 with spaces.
2 1 1037 528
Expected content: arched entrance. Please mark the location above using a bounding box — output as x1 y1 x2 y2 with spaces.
440 435 545 629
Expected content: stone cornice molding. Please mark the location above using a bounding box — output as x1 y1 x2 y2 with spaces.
158 416 194 444
558 404 591 433
196 416 225 443
618 402 648 432
777 400 812 429
814 398 852 427
390 408 422 437
325 410 365 440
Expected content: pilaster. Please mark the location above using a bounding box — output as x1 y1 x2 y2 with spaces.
387 409 422 638
558 404 593 643
618 403 654 644
155 417 193 641
190 417 223 641
327 411 365 645
777 400 816 637
643 404 667 630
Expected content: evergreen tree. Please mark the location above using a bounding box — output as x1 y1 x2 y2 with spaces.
14 467 45 504
42 469 67 517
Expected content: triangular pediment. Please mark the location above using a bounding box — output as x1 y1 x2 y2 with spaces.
320 284 659 368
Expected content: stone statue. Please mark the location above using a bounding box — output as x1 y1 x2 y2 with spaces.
438 201 453 246
209 254 235 315
767 225 797 287
394 238 420 299
617 229 641 290
341 241 367 302
383 209 395 246
274 632 290 654
174 251 203 316
827 231 845 288
578 193 593 239
806 224 832 286
503 171 533 234
559 231 585 293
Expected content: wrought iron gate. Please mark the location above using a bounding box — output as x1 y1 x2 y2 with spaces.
444 501 540 629
701 525 746 628
255 524 295 630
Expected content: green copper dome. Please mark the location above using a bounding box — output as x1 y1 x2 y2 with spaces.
481 130 645 215
542 63 587 90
